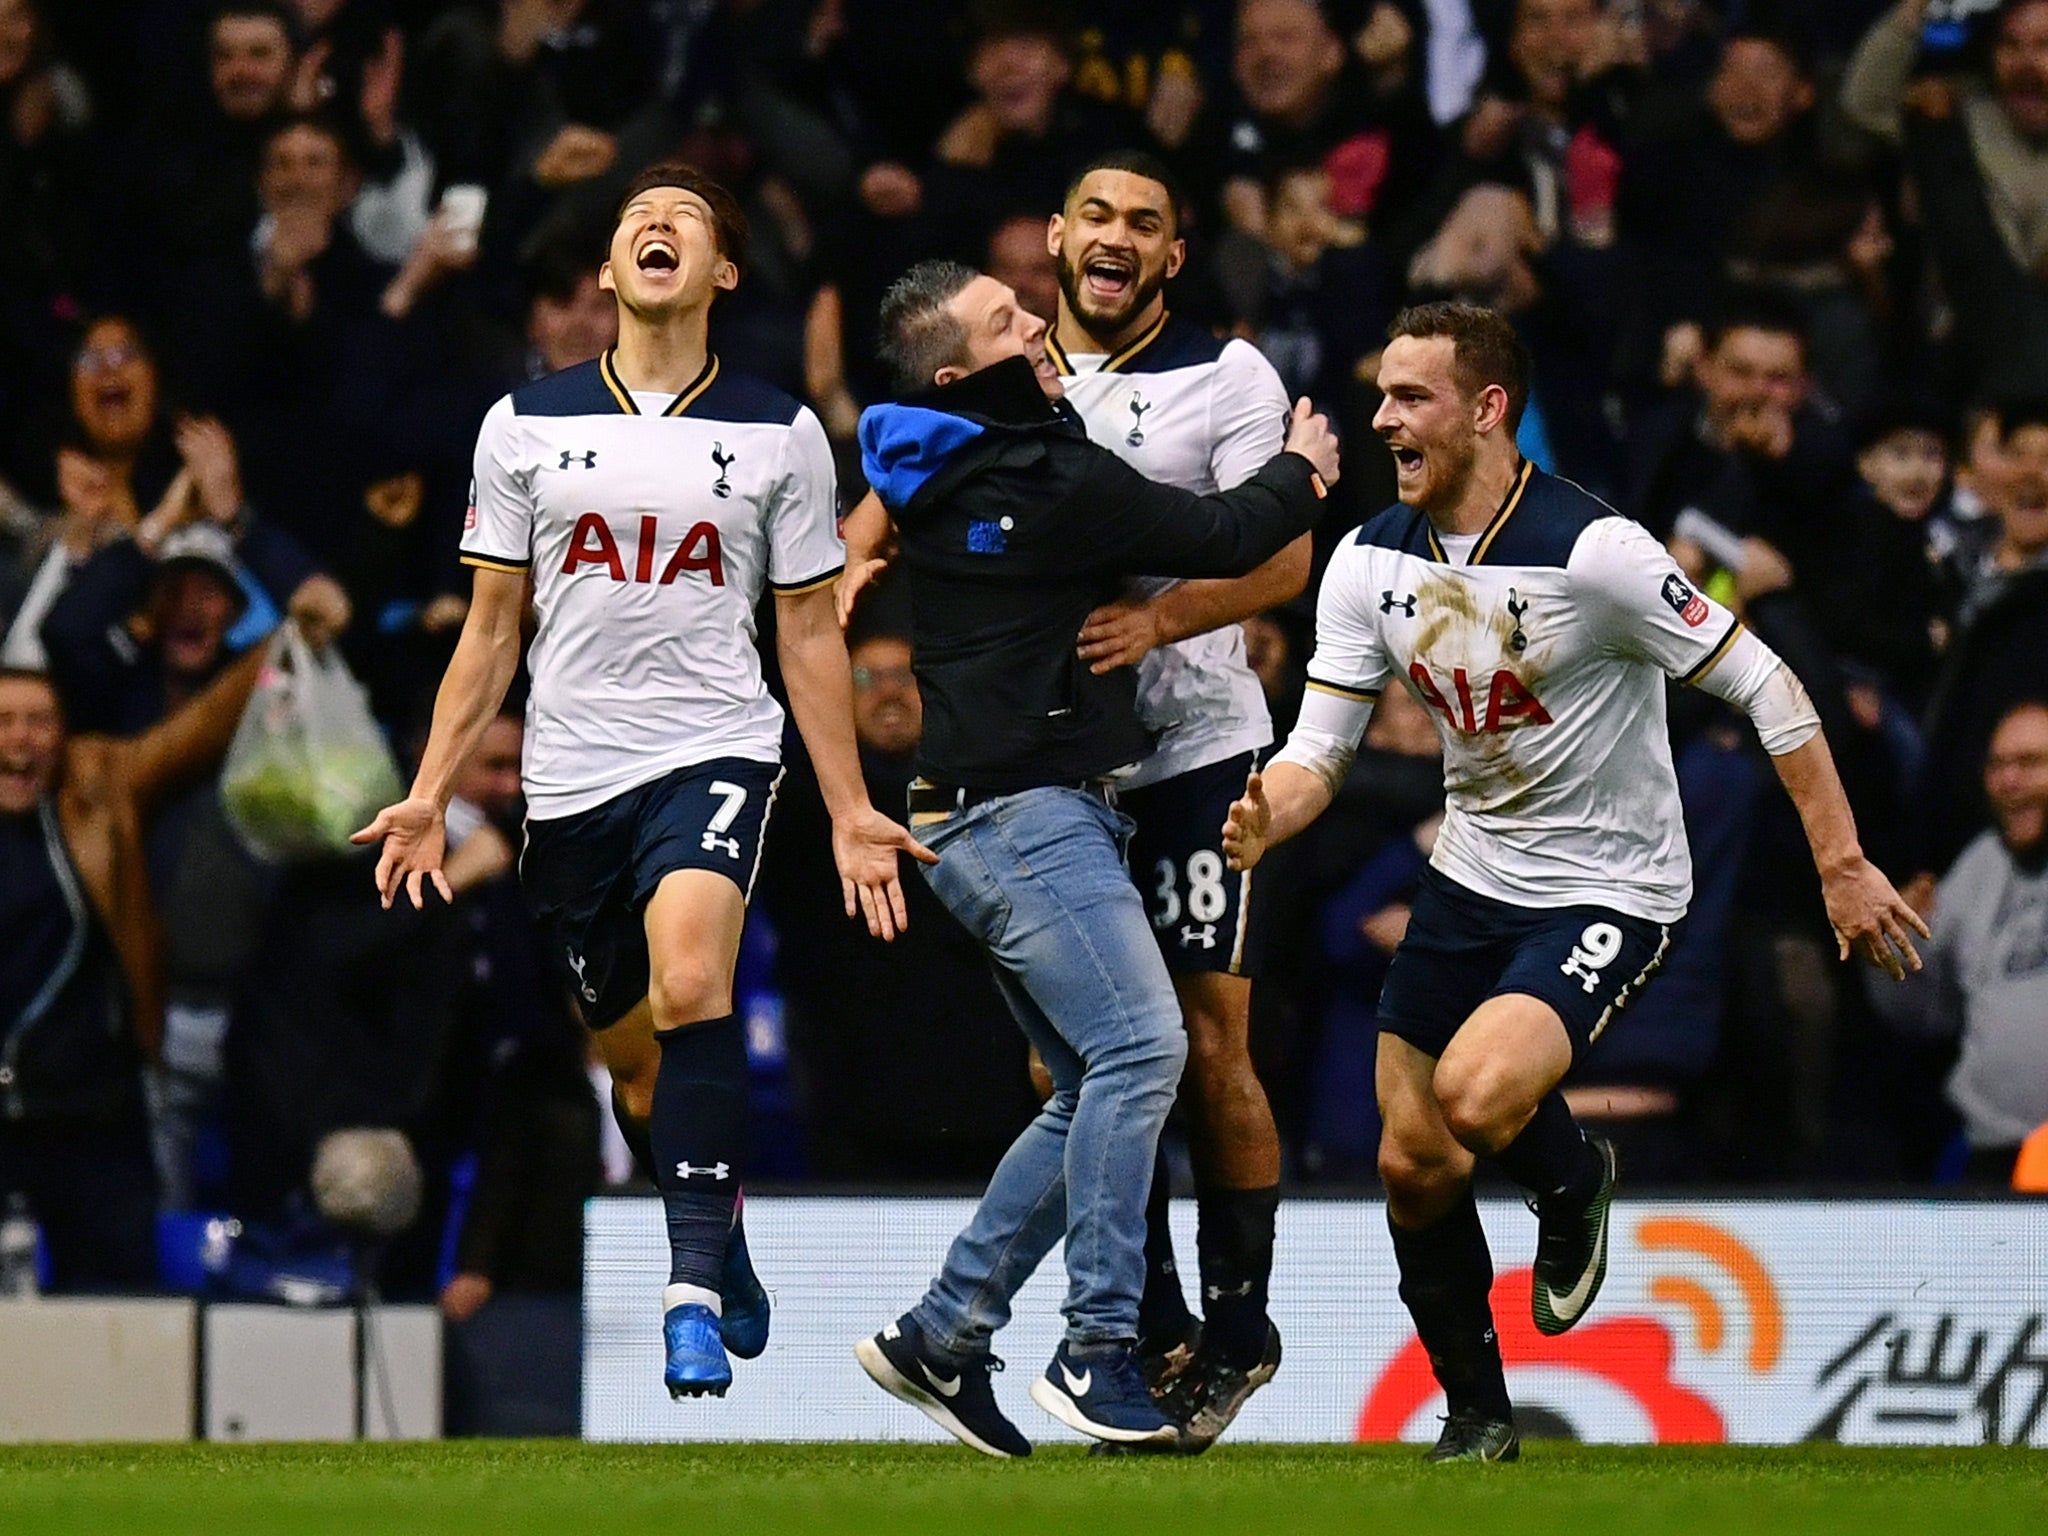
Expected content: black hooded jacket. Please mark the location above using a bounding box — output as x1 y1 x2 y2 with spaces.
858 354 1322 791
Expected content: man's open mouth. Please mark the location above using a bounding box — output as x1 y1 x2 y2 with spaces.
1390 445 1424 473
636 239 679 273
1082 251 1136 304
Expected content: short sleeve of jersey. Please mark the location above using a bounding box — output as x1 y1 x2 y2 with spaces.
1207 339 1292 491
1569 516 1744 683
766 406 845 593
1303 539 1393 703
460 395 534 573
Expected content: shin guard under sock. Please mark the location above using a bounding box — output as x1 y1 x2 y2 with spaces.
652 1015 748 1291
1491 1091 1602 1205
1136 1151 1195 1349
1196 1184 1279 1369
1388 1188 1512 1420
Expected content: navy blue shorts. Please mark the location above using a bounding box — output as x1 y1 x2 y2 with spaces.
520 757 782 1030
1122 751 1266 977
1376 864 1674 1061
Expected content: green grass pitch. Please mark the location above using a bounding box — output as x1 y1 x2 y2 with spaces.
2 1443 2044 1536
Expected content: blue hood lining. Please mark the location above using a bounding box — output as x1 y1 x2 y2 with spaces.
858 404 987 511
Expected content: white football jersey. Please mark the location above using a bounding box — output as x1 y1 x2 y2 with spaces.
1051 314 1291 789
460 352 842 819
1307 464 1745 924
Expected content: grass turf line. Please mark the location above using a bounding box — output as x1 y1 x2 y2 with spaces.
1 1442 2043 1536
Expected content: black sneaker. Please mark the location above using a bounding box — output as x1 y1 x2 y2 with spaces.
1030 1340 1180 1446
1086 1322 1208 1457
854 1315 1031 1458
1531 1135 1619 1337
1425 1407 1521 1463
1180 1322 1283 1451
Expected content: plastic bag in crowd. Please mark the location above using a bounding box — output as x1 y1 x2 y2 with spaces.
220 626 403 864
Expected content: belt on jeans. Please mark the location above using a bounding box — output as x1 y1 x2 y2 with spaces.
906 777 1116 820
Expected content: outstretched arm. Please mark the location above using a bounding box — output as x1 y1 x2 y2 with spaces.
834 489 897 629
1759 730 1928 979
1078 534 1311 673
776 581 937 940
1223 680 1378 870
352 564 525 908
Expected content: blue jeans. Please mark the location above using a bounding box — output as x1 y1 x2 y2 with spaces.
908 787 1187 1353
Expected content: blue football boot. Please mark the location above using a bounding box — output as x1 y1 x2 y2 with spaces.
664 1302 733 1399
720 1201 770 1360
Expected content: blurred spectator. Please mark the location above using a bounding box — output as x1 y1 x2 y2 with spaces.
1945 398 2048 629
1621 26 1821 385
917 3 1139 262
522 234 616 378
39 473 343 736
1627 296 1854 552
0 642 262 1290
437 712 599 1323
987 210 1062 322
758 618 1039 1180
1872 699 2048 1186
1212 0 1436 242
148 4 300 286
0 0 101 345
1251 162 1393 401
1843 0 2048 398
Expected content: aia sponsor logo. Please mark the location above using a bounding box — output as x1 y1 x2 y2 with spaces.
562 513 726 586
1407 662 1551 734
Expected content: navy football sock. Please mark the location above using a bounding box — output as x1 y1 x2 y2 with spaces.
652 1015 749 1292
1388 1189 1512 1421
610 1088 656 1184
1136 1152 1195 1349
1491 1091 1602 1206
1196 1184 1279 1369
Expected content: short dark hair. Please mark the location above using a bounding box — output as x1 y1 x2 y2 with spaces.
1387 302 1530 431
614 162 750 276
1063 150 1187 235
1997 397 2048 441
878 260 980 395
1706 289 1808 353
211 2 298 43
264 110 351 164
969 0 1074 55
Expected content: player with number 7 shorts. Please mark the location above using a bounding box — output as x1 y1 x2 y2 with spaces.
355 162 932 1402
1220 303 1927 1464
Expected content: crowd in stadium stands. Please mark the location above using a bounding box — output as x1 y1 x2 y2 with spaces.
4 0 2048 1310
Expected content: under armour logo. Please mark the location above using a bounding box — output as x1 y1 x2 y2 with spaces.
1125 395 1151 448
559 449 596 470
710 443 735 498
565 949 596 1004
1180 923 1217 950
676 1161 731 1181
701 831 741 859
1506 588 1530 653
1381 591 1417 617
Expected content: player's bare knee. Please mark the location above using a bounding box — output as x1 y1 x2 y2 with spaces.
647 954 728 1029
1433 1062 1523 1156
1378 1134 1466 1211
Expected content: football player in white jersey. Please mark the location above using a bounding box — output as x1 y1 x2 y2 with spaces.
355 163 931 1402
1222 303 1927 1462
1046 153 1304 1448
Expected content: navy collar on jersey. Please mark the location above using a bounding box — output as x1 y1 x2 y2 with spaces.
1423 458 1534 566
597 348 720 417
1046 308 1169 377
